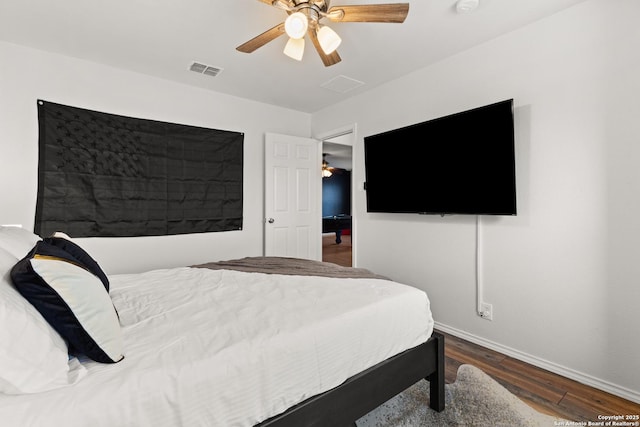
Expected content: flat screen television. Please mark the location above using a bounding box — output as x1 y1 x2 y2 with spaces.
364 99 516 215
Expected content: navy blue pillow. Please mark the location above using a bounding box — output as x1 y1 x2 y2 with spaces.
11 240 123 364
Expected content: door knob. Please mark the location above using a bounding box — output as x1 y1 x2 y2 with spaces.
268 218 275 224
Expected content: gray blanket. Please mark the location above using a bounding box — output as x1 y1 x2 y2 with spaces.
192 256 388 280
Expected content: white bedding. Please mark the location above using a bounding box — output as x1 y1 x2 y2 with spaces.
0 266 433 427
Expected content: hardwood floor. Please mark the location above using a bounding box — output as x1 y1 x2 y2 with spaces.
439 330 640 422
322 233 352 267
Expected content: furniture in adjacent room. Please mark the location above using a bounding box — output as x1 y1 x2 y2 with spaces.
322 214 352 244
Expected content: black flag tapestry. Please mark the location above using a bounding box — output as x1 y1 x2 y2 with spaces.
35 100 243 237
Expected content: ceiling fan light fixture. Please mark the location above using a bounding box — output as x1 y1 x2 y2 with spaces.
322 157 333 178
284 12 308 39
317 25 342 55
238 2 410 67
284 37 305 61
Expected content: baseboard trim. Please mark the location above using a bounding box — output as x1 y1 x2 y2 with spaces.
434 322 640 404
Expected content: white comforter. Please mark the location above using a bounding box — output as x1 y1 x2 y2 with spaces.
0 267 433 427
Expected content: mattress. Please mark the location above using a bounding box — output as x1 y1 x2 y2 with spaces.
0 266 433 427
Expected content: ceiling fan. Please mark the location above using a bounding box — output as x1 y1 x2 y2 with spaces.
322 153 335 177
236 1 410 67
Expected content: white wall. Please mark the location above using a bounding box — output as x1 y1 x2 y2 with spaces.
0 41 311 274
312 0 639 401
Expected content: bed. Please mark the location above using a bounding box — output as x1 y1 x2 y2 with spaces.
0 226 444 427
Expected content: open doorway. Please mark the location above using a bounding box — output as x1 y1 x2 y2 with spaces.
322 134 353 267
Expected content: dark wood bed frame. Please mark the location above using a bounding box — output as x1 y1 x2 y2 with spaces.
256 332 445 427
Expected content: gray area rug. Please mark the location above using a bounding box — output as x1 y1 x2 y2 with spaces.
357 364 566 427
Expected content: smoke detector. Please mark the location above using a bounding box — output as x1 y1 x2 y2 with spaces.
455 0 479 13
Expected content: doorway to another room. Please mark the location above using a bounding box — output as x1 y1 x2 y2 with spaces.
322 135 353 267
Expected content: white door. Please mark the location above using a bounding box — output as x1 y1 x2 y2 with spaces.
264 133 321 260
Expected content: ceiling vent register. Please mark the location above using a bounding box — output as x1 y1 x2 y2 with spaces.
189 62 223 77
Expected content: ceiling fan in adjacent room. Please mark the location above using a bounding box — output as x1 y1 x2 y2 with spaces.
236 1 410 67
322 153 335 177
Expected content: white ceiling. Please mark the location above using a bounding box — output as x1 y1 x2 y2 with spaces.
0 0 588 113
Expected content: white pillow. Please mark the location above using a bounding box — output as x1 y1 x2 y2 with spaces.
0 247 86 394
11 239 123 364
0 226 42 259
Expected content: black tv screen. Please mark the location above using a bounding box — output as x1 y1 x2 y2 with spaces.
364 99 516 215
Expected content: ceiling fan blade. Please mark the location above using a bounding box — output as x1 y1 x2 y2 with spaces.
309 29 342 67
236 23 286 53
326 3 409 23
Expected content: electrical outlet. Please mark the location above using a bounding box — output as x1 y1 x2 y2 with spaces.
480 303 493 321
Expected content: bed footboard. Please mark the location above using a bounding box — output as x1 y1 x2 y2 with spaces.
256 332 445 427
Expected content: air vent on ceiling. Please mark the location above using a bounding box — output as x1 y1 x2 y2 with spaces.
320 75 365 94
189 61 223 77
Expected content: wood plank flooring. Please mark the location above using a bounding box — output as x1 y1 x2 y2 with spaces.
439 330 640 422
322 233 352 267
